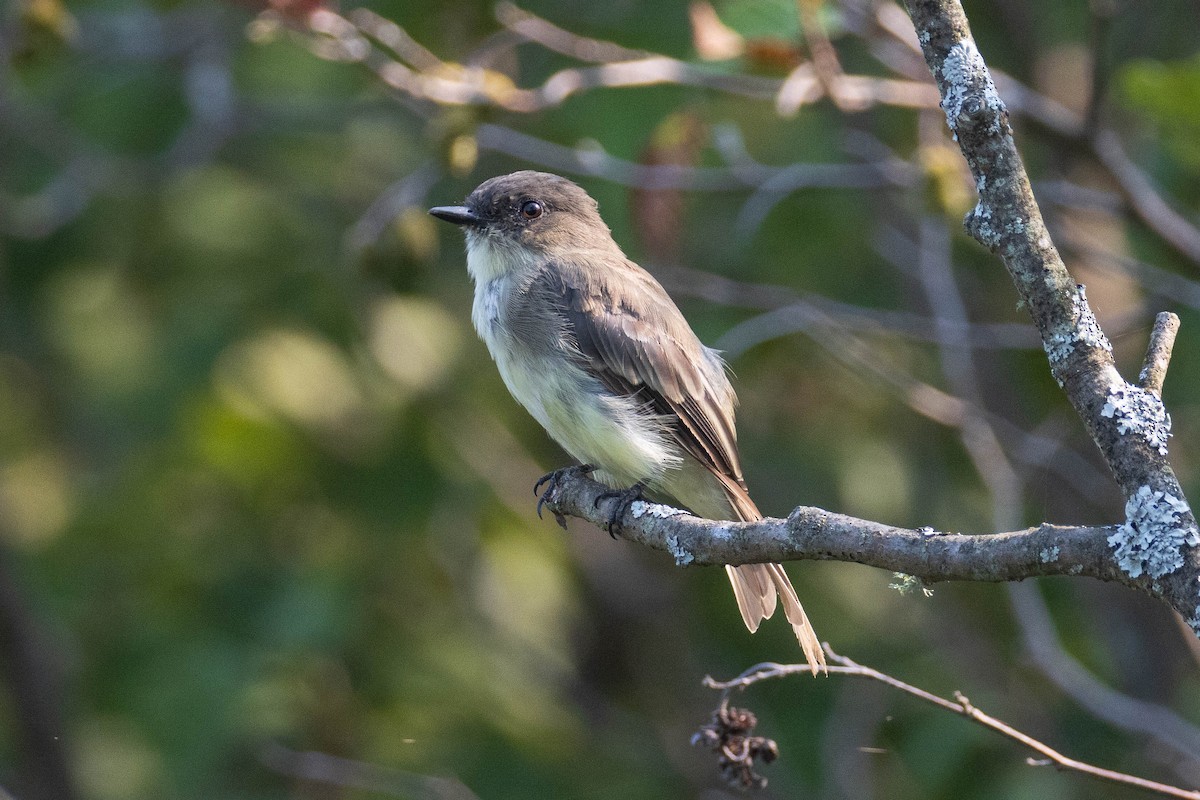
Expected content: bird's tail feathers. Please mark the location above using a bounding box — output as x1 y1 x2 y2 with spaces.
725 563 826 675
717 476 827 675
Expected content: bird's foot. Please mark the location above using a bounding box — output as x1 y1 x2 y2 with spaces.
593 481 646 539
534 464 594 529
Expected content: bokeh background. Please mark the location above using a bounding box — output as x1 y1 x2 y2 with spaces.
3 0 1200 797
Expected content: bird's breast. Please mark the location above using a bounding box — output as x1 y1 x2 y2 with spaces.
470 276 681 488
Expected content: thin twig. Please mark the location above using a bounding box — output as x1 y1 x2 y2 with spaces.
474 123 905 192
261 742 481 800
662 261 1039 350
1093 131 1200 268
301 5 939 115
1138 312 1181 397
494 1 648 63
913 213 1024 524
796 0 850 111
344 161 439 256
1009 582 1200 769
705 647 1200 800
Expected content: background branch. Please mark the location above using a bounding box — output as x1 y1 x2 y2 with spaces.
701 649 1200 800
0 546 76 800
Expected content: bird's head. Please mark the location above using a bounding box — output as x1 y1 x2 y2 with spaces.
430 171 618 279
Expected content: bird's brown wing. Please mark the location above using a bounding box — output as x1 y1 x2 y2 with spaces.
538 255 746 492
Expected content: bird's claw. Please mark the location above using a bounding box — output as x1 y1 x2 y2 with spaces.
593 481 646 539
534 464 594 529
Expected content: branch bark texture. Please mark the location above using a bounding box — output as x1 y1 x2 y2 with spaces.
542 472 1144 590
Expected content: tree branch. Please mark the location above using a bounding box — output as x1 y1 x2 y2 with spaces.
1139 311 1181 398
540 470 1148 589
0 545 77 800
899 0 1198 628
1008 582 1200 768
260 742 481 800
1093 130 1200 268
698 649 1200 799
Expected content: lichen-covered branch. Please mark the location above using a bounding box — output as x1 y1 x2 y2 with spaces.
1139 311 1181 397
900 0 1199 628
539 471 1162 595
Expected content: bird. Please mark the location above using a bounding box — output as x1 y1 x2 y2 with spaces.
430 170 824 673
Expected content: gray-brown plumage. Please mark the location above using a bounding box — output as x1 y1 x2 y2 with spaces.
431 171 825 673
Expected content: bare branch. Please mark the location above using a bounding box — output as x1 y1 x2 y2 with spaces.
1139 312 1182 398
344 162 439 256
797 0 851 111
474 124 905 192
702 648 1200 800
494 1 648 63
0 545 77 800
295 4 940 116
539 469 1139 588
1093 131 1200 268
1009 582 1200 769
260 742 481 800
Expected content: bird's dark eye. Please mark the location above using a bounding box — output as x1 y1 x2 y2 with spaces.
520 200 543 219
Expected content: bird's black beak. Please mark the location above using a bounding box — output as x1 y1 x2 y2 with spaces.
429 205 481 226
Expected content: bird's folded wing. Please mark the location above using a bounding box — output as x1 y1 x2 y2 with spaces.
534 256 747 493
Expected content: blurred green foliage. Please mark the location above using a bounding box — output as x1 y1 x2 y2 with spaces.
1120 54 1200 170
1 0 1200 798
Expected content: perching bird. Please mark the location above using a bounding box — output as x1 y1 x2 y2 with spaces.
430 171 824 673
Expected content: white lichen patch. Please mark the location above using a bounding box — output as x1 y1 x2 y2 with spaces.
1042 285 1113 384
938 41 1003 137
665 534 694 566
1039 546 1060 562
629 500 687 519
1042 330 1075 375
969 203 1001 248
1073 288 1112 355
1108 485 1199 578
1101 384 1172 455
708 524 735 540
